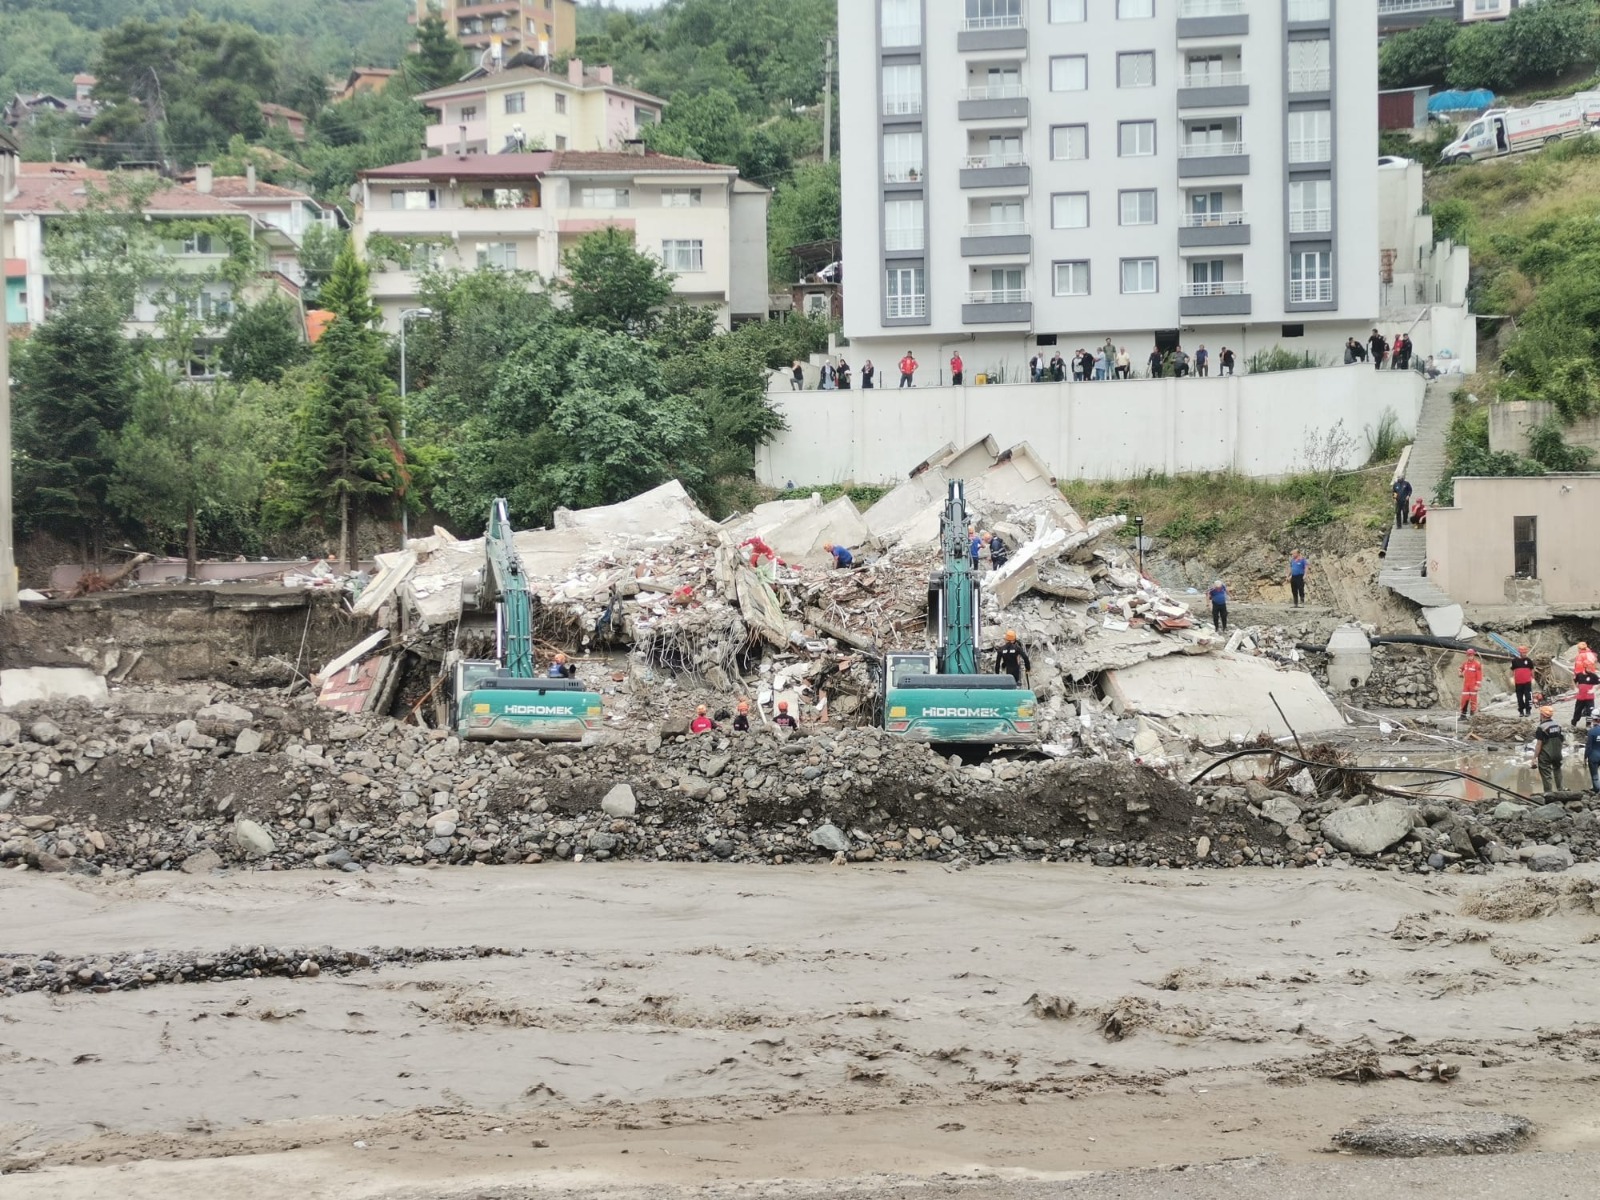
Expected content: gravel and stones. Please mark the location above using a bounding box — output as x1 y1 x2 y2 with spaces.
1331 1111 1535 1157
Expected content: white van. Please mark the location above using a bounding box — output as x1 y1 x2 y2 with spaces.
1439 99 1588 164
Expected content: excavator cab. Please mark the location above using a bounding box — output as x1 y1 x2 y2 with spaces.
453 659 602 742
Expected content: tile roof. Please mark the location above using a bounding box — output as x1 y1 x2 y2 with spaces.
546 150 735 173
361 152 555 179
204 176 317 201
6 162 259 217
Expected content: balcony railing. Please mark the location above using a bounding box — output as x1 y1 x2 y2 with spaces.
1180 210 1247 227
965 288 1029 304
1182 71 1246 88
1377 0 1453 13
1289 279 1334 303
963 153 1027 169
884 161 925 183
1288 208 1332 233
1288 68 1331 92
1180 280 1248 297
959 84 1026 101
882 96 924 116
882 23 923 46
886 294 927 318
1180 0 1245 14
963 221 1029 237
1287 0 1331 18
1288 137 1332 162
884 232 925 252
960 14 1024 30
1178 140 1245 158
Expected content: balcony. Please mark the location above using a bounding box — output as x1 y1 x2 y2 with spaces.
1176 141 1249 177
958 13 1027 53
425 117 489 152
961 221 1031 257
1289 279 1335 304
883 161 926 187
1178 210 1250 247
1288 208 1332 235
1177 0 1248 39
1288 138 1332 165
1377 0 1453 13
958 84 1029 121
1287 0 1333 21
959 154 1030 189
962 287 1032 325
881 23 922 48
1179 279 1251 317
1179 71 1248 108
885 294 927 320
1288 68 1331 95
882 95 924 120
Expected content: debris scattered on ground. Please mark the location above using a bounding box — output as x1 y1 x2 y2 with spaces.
1332 1110 1534 1157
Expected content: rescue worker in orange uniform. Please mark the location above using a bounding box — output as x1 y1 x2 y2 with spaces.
1459 649 1484 717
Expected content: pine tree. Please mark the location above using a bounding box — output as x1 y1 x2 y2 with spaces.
410 7 468 92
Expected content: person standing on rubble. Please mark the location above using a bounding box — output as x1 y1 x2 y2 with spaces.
1288 550 1309 608
1573 662 1599 728
732 700 751 733
988 532 1009 570
1207 579 1229 633
1458 649 1484 717
822 542 855 569
1511 645 1536 717
1534 705 1565 792
690 705 715 735
547 652 575 679
994 630 1031 685
1585 715 1600 793
772 700 798 729
969 528 985 570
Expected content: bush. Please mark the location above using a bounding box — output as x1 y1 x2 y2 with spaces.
1246 346 1329 373
1365 407 1407 466
1430 198 1473 245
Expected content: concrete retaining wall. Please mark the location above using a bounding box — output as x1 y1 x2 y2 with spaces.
757 367 1425 487
1488 400 1600 458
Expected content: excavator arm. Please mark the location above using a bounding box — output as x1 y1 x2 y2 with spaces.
484 498 536 679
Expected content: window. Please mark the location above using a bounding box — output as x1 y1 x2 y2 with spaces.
1121 258 1157 294
1288 39 1331 92
1289 250 1332 302
1288 179 1331 233
1118 0 1154 15
460 105 478 121
1119 190 1156 225
555 135 567 150
1514 515 1537 578
476 242 517 270
965 0 1022 25
662 239 704 272
579 187 631 208
1051 192 1089 228
885 266 926 318
389 188 439 210
885 199 925 251
987 267 1025 301
882 0 921 46
1190 259 1226 292
1054 261 1090 296
504 92 526 114
180 233 214 255
985 133 1023 165
554 94 567 114
1050 124 1087 160
636 106 657 126
489 15 507 31
660 187 703 207
185 291 232 320
1288 109 1331 162
883 63 923 115
1282 324 1305 338
1185 54 1226 85
983 199 1024 232
483 187 526 208
1287 0 1330 18
1119 120 1155 156
1050 55 1087 91
984 65 1021 96
884 131 923 181
1118 52 1155 88
1049 0 1086 19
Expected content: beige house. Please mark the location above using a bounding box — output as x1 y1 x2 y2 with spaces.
416 59 664 157
411 0 578 61
1428 475 1600 611
354 148 769 330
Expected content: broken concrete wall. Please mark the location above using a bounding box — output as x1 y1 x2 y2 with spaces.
1104 655 1346 742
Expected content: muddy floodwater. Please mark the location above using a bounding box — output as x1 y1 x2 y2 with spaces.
3 861 1600 1198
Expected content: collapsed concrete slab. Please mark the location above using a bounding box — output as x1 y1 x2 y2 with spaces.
0 666 110 709
1103 654 1346 742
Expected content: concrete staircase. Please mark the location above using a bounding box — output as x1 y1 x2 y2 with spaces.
1378 379 1456 609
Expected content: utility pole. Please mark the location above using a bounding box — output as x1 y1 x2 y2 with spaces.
0 130 17 612
822 37 834 164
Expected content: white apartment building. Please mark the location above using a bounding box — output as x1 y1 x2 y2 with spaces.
840 0 1380 376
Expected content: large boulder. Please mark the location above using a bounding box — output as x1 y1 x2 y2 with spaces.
231 819 275 859
195 702 253 737
601 784 637 818
1321 801 1415 856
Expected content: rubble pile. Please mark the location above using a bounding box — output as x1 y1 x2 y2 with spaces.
1332 646 1442 711
0 693 1594 881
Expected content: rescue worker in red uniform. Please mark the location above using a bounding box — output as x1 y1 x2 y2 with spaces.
690 704 715 734
1510 646 1536 717
1459 649 1484 717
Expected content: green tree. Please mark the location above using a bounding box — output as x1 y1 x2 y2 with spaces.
1446 23 1518 92
1378 18 1457 89
557 226 676 335
766 159 840 281
220 295 309 383
408 6 468 92
642 87 748 166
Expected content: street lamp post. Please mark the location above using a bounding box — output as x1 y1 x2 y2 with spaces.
1133 515 1146 578
397 306 434 545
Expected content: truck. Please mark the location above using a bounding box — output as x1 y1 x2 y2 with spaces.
1440 98 1591 164
452 498 605 742
880 479 1038 747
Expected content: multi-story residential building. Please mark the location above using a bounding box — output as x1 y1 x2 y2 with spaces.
188 164 343 286
354 148 770 329
411 0 579 63
1377 0 1532 36
416 59 665 156
840 0 1380 378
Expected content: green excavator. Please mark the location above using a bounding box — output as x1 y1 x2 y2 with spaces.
452 498 605 741
880 479 1038 746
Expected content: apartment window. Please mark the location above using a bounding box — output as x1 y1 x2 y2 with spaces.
476 242 517 270
984 199 1024 232
985 65 1021 95
885 266 926 318
1190 259 1226 292
1288 109 1331 162
504 92 526 114
1053 261 1090 297
883 63 923 115
660 187 703 207
555 135 567 150
389 188 439 210
1121 258 1157 294
1289 250 1332 303
636 107 658 126
984 133 1023 165
1514 516 1537 578
1119 120 1155 157
459 105 478 121
554 94 567 114
185 291 232 320
1118 52 1155 88
882 0 922 46
1051 192 1089 229
180 233 214 254
1475 0 1501 10
1287 0 1330 18
1185 54 1226 85
966 0 1023 25
1049 0 1086 19
662 239 704 272
1050 56 1087 91
1187 190 1225 218
483 187 526 208
1050 124 1088 160
1119 0 1155 17
1288 39 1331 92
1288 179 1331 233
579 187 631 208
885 199 925 252
884 130 923 181
489 15 507 31
1119 190 1156 226
988 267 1025 301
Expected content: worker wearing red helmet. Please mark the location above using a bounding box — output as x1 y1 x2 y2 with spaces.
772 699 798 729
